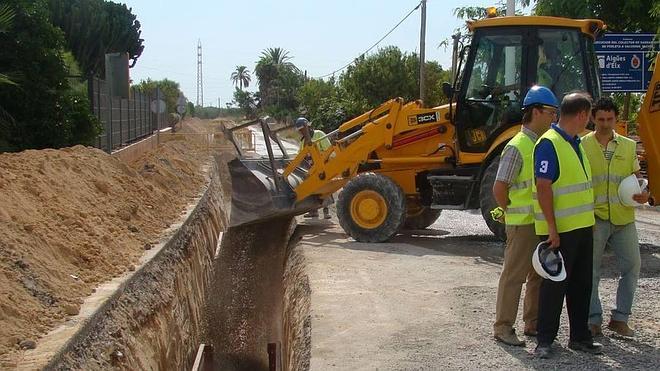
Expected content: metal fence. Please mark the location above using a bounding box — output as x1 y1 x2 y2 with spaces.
88 77 164 153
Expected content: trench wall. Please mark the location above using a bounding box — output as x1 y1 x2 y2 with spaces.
44 153 231 370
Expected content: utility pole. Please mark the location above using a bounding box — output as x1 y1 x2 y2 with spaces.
218 97 221 109
419 0 427 105
504 0 515 87
196 39 203 107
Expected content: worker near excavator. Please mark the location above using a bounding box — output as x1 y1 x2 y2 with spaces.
582 97 649 338
533 92 603 358
492 85 557 346
295 117 332 219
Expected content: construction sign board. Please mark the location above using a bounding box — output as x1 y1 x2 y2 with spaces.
594 33 659 92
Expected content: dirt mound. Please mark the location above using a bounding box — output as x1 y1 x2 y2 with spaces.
0 128 211 360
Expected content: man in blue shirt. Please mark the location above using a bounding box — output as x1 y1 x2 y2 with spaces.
533 92 603 358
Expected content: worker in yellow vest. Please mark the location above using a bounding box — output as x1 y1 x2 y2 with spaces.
492 86 557 346
296 117 333 219
532 92 602 358
582 97 650 337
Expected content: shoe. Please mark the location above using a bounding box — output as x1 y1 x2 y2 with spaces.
494 329 525 346
534 344 552 359
568 340 603 355
607 320 634 337
590 324 603 338
523 323 537 337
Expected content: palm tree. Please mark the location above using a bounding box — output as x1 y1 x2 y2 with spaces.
255 47 300 107
230 65 251 90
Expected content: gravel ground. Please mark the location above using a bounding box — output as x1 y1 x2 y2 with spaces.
297 208 660 370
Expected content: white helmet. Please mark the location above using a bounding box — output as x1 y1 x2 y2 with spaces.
618 174 648 207
532 241 566 282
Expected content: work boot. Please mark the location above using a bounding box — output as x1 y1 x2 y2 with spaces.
323 207 331 220
494 329 525 346
534 344 552 359
304 210 319 218
590 324 603 338
608 320 634 337
568 340 603 355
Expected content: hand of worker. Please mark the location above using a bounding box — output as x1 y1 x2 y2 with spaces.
632 190 650 204
545 230 560 250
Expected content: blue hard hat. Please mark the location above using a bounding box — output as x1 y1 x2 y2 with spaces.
523 85 558 108
295 117 309 129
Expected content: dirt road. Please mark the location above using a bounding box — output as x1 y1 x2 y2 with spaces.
296 209 660 370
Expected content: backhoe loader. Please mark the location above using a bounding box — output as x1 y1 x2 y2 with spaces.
225 15 660 242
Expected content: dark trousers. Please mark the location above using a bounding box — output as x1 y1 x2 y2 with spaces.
537 226 594 345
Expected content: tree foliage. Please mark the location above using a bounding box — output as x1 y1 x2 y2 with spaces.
0 0 99 151
534 0 659 33
134 78 185 115
48 0 145 77
232 88 258 119
254 47 303 112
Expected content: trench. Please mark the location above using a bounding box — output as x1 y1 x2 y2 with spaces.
34 154 311 370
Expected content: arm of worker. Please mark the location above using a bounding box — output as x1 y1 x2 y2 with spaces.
535 139 560 248
492 146 522 223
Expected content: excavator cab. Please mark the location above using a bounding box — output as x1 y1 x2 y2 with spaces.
454 19 603 154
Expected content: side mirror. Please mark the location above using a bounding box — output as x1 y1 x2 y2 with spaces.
442 82 453 100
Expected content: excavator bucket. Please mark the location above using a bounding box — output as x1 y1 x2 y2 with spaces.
223 118 326 227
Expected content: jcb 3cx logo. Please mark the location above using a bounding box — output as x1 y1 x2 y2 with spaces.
411 112 439 125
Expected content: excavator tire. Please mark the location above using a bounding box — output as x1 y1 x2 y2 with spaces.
403 208 442 230
337 173 406 243
480 157 507 242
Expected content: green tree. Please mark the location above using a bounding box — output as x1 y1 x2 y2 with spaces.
0 0 99 151
254 47 301 108
48 0 145 78
534 0 658 33
340 46 450 110
232 88 258 118
230 65 251 90
134 78 185 115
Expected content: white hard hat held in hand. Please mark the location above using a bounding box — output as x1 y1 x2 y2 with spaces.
532 241 566 282
618 175 649 207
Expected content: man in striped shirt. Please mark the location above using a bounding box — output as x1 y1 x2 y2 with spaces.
493 86 558 346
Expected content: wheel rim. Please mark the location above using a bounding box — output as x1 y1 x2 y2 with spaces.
350 190 388 229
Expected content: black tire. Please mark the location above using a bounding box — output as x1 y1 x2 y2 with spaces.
337 173 406 243
480 157 507 241
404 208 442 229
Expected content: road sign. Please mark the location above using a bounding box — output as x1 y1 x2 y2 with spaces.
176 105 186 114
150 99 166 114
594 33 659 92
177 95 187 106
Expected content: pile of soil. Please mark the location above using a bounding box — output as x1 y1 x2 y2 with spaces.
0 122 212 360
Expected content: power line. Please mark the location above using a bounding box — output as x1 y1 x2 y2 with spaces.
316 1 422 79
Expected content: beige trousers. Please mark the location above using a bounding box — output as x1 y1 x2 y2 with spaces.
494 224 542 335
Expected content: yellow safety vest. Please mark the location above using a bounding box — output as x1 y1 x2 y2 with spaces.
505 131 535 225
533 129 595 235
299 130 331 151
581 132 637 225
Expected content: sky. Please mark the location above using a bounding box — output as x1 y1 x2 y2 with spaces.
122 0 527 107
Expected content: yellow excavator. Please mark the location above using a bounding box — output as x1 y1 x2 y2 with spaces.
225 15 659 242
